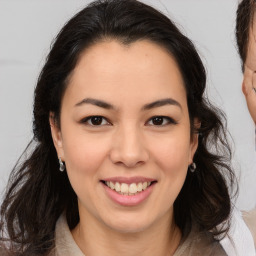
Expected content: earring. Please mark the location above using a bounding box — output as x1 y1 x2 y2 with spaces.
189 162 196 173
59 157 65 172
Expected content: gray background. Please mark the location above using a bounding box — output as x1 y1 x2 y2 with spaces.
0 0 255 210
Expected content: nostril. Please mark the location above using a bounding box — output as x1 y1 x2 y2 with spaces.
109 141 149 168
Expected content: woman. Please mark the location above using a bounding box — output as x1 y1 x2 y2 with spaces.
0 0 249 255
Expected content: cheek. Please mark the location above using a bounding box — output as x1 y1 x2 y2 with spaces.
61 132 112 206
246 32 256 70
150 132 191 174
148 132 191 212
62 130 110 175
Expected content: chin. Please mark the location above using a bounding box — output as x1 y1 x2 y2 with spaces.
104 214 152 234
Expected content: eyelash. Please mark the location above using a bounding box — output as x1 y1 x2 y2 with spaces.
146 116 177 126
80 115 177 126
80 116 111 126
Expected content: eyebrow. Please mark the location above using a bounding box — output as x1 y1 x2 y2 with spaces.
141 98 182 111
75 98 115 109
74 97 182 111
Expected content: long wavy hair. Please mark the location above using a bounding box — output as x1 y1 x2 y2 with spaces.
0 0 236 255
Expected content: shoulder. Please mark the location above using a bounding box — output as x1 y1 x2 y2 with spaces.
174 225 227 256
52 214 84 256
189 229 227 256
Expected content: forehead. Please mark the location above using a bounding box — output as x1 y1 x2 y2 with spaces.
64 40 187 108
74 39 181 77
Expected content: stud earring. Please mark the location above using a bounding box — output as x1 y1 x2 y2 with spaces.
189 162 196 173
59 157 65 172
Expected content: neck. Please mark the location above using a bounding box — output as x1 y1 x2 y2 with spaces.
72 210 181 256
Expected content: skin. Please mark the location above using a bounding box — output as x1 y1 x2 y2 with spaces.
241 8 256 247
50 40 198 256
243 12 256 124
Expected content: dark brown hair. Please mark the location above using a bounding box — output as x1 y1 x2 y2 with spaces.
1 0 236 255
236 0 256 69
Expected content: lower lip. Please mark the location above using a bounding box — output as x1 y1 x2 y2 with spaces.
102 183 155 206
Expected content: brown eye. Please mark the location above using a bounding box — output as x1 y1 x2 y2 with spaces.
152 117 164 125
90 116 103 125
147 116 177 126
81 116 110 126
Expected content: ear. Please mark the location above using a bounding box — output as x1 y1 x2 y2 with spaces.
49 112 65 160
188 118 200 164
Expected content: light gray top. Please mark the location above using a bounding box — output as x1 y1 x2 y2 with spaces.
51 214 227 256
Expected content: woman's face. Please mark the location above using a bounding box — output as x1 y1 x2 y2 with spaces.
51 40 198 233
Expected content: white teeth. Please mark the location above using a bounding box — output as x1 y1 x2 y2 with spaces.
142 182 148 190
137 182 143 192
129 183 138 194
115 182 121 192
109 181 115 190
120 183 129 193
105 181 152 195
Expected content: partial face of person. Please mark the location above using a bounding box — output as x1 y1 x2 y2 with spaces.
245 12 256 71
243 12 256 123
51 40 198 233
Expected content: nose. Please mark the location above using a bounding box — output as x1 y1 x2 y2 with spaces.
109 125 149 168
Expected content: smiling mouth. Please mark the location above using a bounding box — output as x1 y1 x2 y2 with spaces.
101 180 157 196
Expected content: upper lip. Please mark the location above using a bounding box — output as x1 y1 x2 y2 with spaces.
102 176 157 184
